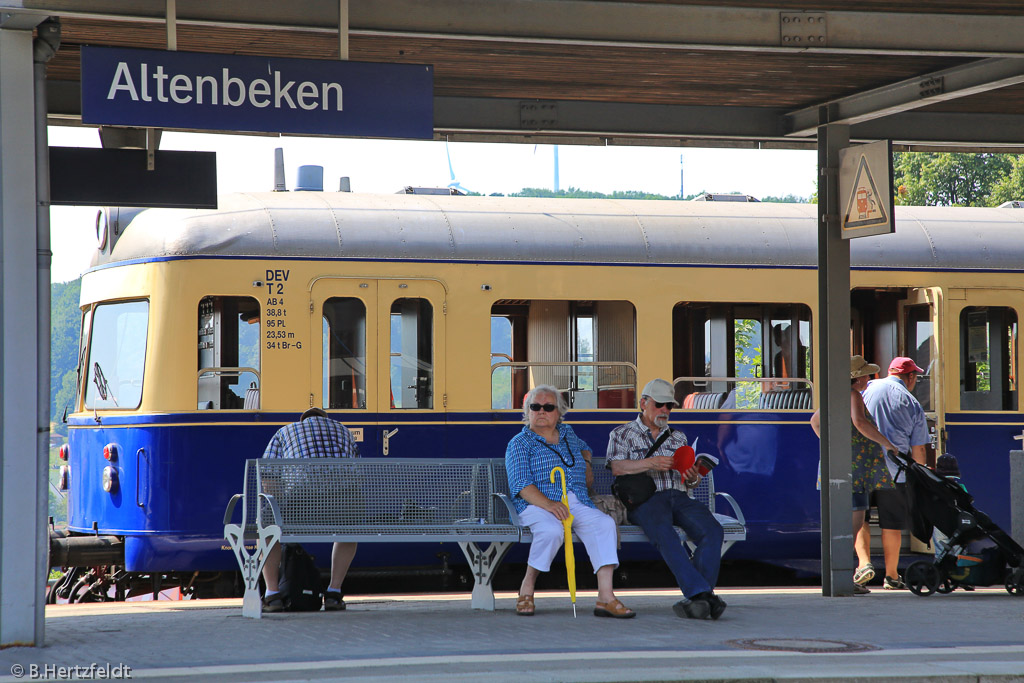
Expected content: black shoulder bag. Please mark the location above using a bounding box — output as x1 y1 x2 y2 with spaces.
612 430 671 511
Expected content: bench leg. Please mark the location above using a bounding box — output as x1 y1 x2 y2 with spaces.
224 522 281 619
458 541 513 611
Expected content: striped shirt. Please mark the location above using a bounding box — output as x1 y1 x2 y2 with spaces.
605 416 687 492
505 424 593 513
263 415 359 460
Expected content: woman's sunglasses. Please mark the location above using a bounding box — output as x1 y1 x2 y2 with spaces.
529 403 557 412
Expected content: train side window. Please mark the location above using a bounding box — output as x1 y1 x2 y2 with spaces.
489 299 637 410
390 298 433 409
323 297 367 409
197 296 260 410
491 315 514 409
84 300 149 410
960 306 1018 411
673 302 812 410
905 305 934 411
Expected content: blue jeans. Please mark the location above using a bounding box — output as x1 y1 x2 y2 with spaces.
628 489 724 598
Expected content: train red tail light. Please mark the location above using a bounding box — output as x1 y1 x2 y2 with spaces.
58 444 70 461
103 443 119 461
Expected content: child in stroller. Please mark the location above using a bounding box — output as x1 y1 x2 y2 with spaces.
886 451 1024 597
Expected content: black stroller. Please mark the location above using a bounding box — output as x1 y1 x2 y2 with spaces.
887 451 1024 597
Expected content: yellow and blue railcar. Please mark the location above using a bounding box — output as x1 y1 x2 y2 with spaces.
59 192 1024 593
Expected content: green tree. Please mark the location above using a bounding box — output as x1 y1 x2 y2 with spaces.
760 194 809 203
989 155 1024 206
50 278 82 428
894 152 1012 206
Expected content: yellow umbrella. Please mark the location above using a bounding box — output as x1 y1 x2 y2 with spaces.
550 466 577 617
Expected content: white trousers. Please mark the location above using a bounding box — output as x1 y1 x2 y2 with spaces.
519 492 619 573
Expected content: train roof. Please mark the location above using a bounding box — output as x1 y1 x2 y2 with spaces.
95 192 1024 271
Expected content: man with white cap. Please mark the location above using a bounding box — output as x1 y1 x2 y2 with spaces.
606 378 726 619
862 357 930 589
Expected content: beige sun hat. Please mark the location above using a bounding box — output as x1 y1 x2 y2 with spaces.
850 355 880 379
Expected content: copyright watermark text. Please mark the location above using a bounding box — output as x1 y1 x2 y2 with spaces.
9 663 132 680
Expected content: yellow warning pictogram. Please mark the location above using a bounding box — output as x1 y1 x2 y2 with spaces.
843 155 888 230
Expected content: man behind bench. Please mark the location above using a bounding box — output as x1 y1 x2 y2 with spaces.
261 407 360 613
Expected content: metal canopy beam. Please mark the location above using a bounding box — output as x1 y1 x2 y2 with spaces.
44 86 1024 150
8 1 1024 58
787 58 1024 137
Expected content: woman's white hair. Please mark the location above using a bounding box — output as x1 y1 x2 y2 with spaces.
521 385 569 424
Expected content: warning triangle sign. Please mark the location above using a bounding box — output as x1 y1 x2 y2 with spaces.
843 155 888 229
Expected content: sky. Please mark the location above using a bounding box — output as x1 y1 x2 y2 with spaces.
48 126 818 283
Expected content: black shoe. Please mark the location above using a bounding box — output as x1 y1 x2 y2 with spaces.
672 597 711 620
323 590 346 611
262 593 285 613
706 593 727 620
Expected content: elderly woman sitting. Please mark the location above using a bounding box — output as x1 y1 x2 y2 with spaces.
505 384 635 618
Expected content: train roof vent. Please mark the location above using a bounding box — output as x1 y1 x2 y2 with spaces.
295 165 324 192
399 186 465 195
690 192 760 202
997 200 1024 208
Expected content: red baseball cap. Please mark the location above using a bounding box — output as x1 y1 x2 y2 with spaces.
888 356 924 375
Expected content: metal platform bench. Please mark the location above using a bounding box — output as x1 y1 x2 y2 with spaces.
223 457 521 618
493 457 746 555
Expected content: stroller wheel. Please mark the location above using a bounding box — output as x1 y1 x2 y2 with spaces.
936 578 955 594
906 560 942 597
1006 567 1024 596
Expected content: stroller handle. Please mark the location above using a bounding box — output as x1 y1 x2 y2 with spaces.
885 449 912 476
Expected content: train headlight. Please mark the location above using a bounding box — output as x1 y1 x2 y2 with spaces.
103 443 119 461
58 465 69 491
58 444 70 461
102 465 118 493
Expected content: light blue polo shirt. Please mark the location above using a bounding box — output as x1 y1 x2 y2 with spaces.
861 375 929 483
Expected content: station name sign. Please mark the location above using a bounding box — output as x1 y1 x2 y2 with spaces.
81 46 433 139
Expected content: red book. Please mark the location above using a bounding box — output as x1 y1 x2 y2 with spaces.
695 453 719 476
673 445 695 474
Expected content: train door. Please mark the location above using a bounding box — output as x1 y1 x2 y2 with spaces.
313 278 378 454
944 288 1021 532
376 279 447 458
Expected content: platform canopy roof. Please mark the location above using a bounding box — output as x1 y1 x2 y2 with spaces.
6 0 1024 150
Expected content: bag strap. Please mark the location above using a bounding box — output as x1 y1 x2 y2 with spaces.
643 429 672 459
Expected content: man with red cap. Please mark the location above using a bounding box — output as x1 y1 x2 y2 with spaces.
861 357 929 589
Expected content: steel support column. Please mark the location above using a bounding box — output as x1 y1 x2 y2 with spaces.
816 114 853 597
0 26 45 646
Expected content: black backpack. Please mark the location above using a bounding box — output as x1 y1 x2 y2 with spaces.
278 544 324 611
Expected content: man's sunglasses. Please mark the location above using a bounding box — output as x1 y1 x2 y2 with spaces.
650 400 673 410
529 403 557 412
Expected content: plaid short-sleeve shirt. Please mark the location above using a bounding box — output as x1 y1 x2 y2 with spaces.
605 416 687 493
263 415 359 460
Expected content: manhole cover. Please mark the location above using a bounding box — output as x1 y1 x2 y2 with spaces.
728 638 878 654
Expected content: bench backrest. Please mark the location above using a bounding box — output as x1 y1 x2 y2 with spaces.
492 456 715 514
250 458 505 534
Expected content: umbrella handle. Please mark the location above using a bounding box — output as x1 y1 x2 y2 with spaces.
550 466 569 505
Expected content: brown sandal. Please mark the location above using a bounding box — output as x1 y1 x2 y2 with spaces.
516 594 535 616
594 598 636 619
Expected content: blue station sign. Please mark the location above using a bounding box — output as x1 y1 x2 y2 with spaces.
81 46 433 139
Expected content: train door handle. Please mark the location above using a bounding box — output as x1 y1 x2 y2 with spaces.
382 428 399 456
136 447 147 508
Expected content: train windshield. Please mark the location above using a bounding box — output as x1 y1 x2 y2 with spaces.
83 300 149 410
